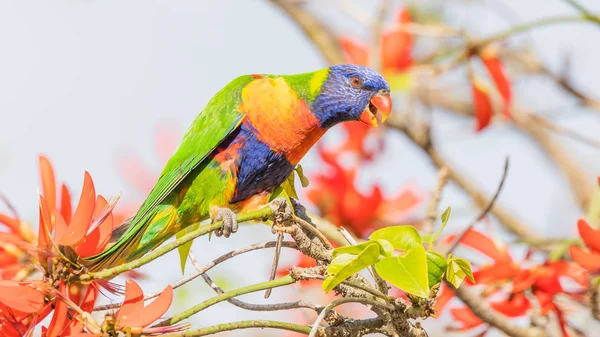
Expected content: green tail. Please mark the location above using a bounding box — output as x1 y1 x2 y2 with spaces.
85 204 179 272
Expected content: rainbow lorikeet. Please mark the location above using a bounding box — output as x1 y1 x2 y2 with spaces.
84 64 392 272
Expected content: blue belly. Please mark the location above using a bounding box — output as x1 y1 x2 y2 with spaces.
217 124 294 203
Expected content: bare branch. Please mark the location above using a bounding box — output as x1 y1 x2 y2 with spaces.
93 241 298 311
423 166 451 235
444 157 510 254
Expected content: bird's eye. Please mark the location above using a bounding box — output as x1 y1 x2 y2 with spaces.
350 76 363 88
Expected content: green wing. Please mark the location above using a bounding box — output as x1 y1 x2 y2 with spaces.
86 74 256 261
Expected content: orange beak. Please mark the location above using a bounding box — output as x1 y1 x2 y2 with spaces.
359 92 392 127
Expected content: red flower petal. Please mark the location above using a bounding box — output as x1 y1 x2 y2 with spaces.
551 261 588 287
0 213 20 234
60 184 72 224
119 284 173 329
0 281 44 313
380 26 412 71
76 196 114 258
472 80 494 132
38 196 52 252
52 209 68 245
473 262 520 284
533 290 555 316
339 37 369 66
569 246 600 271
47 282 69 337
396 7 411 24
480 52 511 118
117 280 145 322
38 156 57 215
512 270 537 293
577 219 600 253
491 293 531 317
449 307 483 330
434 283 454 314
59 172 95 247
451 228 512 263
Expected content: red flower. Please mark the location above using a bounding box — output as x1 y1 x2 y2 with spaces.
438 228 587 335
472 79 494 132
107 280 187 335
306 146 422 238
330 122 385 162
480 46 512 118
570 219 600 271
341 8 413 72
0 280 52 337
37 156 117 266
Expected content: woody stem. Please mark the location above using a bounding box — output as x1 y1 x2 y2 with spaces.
155 275 297 327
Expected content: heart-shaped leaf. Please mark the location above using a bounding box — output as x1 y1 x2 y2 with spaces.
375 245 429 298
369 226 421 250
323 243 380 292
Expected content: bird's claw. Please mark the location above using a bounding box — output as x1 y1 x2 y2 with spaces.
212 208 238 238
267 197 293 233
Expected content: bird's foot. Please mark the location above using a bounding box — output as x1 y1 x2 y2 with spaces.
266 197 293 233
212 208 238 238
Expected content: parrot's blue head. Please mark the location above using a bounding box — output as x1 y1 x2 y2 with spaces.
312 64 392 128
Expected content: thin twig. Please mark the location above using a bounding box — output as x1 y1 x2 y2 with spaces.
529 113 600 149
423 166 451 235
93 241 297 311
308 297 393 337
188 251 323 312
561 0 600 26
476 15 597 48
155 275 297 326
409 85 594 213
160 320 312 337
264 231 284 299
443 157 510 254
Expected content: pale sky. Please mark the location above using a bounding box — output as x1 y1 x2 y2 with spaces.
1 1 600 336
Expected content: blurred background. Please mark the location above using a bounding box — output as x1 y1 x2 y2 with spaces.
1 0 600 336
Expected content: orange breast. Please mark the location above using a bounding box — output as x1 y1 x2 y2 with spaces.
239 77 325 165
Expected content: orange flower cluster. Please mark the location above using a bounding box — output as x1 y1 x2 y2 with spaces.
0 156 181 336
437 228 587 336
306 122 423 239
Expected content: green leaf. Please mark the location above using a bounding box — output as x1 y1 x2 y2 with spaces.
332 242 372 257
375 239 395 258
423 206 451 248
332 241 379 258
369 226 422 250
269 174 296 216
332 239 394 259
446 257 475 288
295 164 310 188
176 222 200 274
323 244 380 292
426 251 447 288
281 172 299 199
374 245 429 298
440 206 451 228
